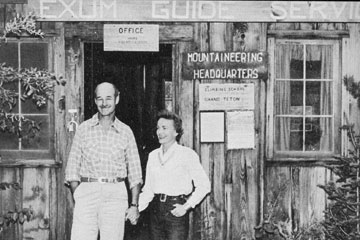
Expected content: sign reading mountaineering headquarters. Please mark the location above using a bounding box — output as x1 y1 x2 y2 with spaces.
29 1 360 22
182 51 268 81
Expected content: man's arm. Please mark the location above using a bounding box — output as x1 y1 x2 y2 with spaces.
130 183 141 206
126 183 141 225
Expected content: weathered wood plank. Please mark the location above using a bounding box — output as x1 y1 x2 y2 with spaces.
0 4 4 29
269 22 348 31
177 41 193 147
49 168 57 240
193 22 210 240
199 22 228 240
64 23 193 42
267 30 349 39
52 22 73 240
264 167 292 224
231 22 265 240
297 167 327 227
0 168 21 240
231 150 252 240
347 24 360 132
257 23 268 227
22 168 50 240
26 1 360 23
0 160 60 168
60 26 84 240
341 37 350 154
199 144 217 240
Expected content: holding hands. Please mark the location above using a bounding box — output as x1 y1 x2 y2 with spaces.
125 206 140 225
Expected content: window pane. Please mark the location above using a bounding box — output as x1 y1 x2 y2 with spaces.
0 42 18 68
305 117 332 151
0 131 19 149
289 118 303 151
21 43 48 69
306 45 333 79
275 81 304 115
21 97 49 114
275 117 303 151
21 115 50 150
276 44 303 79
2 81 19 113
306 81 320 115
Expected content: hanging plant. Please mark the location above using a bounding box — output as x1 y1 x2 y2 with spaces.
3 12 45 39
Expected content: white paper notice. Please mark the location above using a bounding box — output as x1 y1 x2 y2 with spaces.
200 112 225 143
199 83 254 111
227 111 254 149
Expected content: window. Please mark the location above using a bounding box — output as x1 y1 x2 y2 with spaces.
0 40 54 160
267 39 341 160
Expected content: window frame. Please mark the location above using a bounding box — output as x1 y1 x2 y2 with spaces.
266 38 343 161
0 38 55 161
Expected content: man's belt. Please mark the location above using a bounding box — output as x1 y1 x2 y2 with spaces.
80 177 125 183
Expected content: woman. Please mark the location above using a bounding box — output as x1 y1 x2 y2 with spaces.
138 110 211 240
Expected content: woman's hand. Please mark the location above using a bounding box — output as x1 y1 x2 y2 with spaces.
170 203 190 217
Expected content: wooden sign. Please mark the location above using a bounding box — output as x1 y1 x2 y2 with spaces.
27 1 360 22
199 83 254 111
183 51 267 80
104 24 159 52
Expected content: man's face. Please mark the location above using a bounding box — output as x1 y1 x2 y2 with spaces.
95 83 119 117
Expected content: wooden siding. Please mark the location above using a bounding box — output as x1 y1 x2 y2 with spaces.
185 22 267 240
2 2 360 239
264 166 329 232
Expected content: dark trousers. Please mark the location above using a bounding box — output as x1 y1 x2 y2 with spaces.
149 195 189 240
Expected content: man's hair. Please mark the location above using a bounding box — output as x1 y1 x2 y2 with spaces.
156 109 184 142
94 82 119 98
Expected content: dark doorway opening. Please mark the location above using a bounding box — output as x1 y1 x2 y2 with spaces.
84 43 172 167
84 43 173 239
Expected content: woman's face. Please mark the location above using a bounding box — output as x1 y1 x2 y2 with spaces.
156 118 178 147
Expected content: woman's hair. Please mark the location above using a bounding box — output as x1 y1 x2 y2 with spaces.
157 109 184 142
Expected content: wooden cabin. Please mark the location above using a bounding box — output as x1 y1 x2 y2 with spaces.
1 1 360 239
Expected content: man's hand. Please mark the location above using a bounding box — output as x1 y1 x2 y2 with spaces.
125 206 140 225
70 181 80 194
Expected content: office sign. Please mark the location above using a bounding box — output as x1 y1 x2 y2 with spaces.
104 24 159 52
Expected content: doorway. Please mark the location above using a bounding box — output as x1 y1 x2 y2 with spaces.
83 43 173 239
84 43 173 170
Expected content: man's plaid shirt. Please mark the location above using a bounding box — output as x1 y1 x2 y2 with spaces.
65 114 143 189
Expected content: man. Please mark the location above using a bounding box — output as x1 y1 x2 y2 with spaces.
65 82 142 240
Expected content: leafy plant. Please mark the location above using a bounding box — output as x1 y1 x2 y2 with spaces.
318 124 360 240
343 75 360 108
0 62 65 139
0 182 34 233
2 12 45 39
256 178 325 240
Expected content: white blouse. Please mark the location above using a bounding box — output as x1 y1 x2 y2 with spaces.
139 142 211 211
